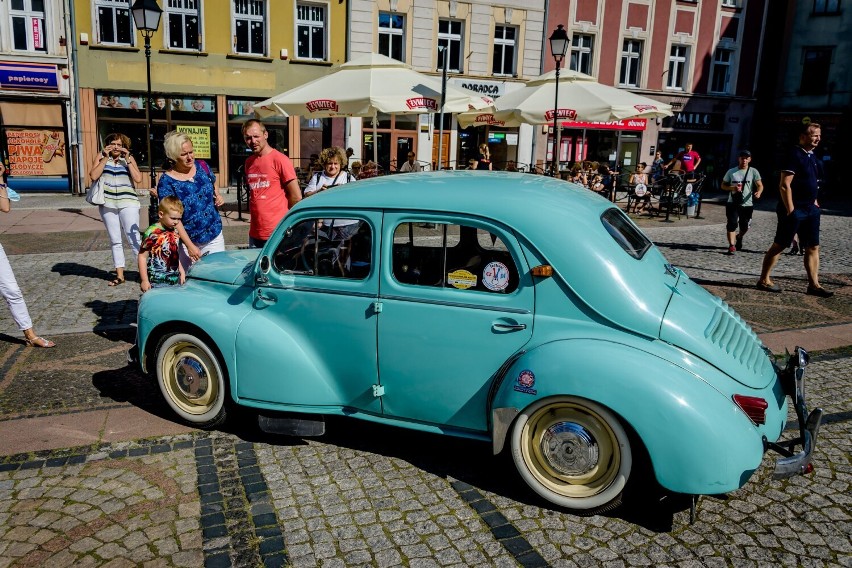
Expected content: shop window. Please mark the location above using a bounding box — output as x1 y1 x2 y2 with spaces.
619 40 642 87
10 0 47 52
296 2 326 61
667 45 689 90
721 0 738 7
274 218 372 280
800 48 832 95
437 19 463 73
166 0 201 51
813 0 841 14
378 12 404 62
569 34 594 75
95 0 133 46
709 48 733 94
392 223 518 293
492 25 517 77
232 0 265 56
226 98 288 186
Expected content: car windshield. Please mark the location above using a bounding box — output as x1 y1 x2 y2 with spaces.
600 208 652 260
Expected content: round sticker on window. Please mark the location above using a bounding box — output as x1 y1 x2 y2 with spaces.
447 269 477 289
482 261 510 291
634 183 647 197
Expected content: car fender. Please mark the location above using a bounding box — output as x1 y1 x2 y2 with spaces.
490 339 765 494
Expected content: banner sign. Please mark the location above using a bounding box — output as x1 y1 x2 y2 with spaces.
6 128 67 176
176 125 211 159
0 61 58 92
560 119 647 131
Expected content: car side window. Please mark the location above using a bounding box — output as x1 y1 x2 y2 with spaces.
392 222 518 293
274 218 372 279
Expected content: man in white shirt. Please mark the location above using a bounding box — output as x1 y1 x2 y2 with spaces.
399 152 422 173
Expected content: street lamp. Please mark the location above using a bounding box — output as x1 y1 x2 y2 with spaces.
549 24 569 177
131 0 163 224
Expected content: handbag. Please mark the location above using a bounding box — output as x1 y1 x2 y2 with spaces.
86 176 105 205
731 165 749 206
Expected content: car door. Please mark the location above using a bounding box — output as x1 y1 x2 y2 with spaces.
377 214 534 432
234 212 382 413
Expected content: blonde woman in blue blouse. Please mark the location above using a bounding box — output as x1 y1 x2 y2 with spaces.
89 133 143 286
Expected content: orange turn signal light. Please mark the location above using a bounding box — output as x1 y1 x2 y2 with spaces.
531 265 553 277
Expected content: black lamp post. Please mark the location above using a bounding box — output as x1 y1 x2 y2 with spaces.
549 24 569 177
131 0 163 224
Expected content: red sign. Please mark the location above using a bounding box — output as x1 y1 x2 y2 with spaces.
560 118 647 131
544 108 578 121
305 99 338 113
405 97 437 111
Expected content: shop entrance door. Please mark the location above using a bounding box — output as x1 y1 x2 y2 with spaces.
363 131 389 172
393 135 415 172
431 132 450 170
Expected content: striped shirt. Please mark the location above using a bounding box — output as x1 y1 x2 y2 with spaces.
100 158 139 209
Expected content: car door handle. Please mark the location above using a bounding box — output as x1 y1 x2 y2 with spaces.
492 322 526 331
257 289 277 304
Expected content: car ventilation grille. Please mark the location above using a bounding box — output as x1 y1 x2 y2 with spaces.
704 298 767 374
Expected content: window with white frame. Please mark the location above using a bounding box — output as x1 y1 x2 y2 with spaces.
492 25 517 76
166 0 201 50
296 3 327 60
619 40 642 87
721 0 737 7
10 0 47 52
96 0 133 46
813 0 841 14
667 45 689 90
233 0 265 56
437 19 463 73
569 34 593 75
710 48 733 93
378 12 404 62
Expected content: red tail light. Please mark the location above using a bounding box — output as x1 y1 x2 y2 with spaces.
733 395 768 425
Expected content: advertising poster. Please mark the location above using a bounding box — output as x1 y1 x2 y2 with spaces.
177 125 211 159
6 128 67 176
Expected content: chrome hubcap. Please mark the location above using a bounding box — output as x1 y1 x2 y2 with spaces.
540 422 599 476
174 356 209 401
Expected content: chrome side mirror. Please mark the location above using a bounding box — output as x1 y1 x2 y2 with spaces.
256 255 271 284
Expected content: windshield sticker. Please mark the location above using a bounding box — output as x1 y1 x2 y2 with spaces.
514 370 537 395
447 269 477 289
482 262 510 291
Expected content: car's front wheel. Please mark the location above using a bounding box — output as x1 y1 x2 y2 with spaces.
511 396 631 513
156 333 227 428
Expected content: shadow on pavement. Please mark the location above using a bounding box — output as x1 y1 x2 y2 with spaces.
0 332 26 346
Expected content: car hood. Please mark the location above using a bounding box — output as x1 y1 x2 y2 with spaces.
187 249 260 285
660 271 775 389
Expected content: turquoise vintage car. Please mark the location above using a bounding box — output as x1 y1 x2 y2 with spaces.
137 171 820 513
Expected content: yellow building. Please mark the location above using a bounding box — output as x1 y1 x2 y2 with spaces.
73 0 348 189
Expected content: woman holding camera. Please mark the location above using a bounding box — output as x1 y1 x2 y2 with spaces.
88 133 143 286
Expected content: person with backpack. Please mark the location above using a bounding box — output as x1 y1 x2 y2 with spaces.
304 147 355 196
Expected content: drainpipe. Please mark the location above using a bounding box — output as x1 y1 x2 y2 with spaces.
66 0 84 194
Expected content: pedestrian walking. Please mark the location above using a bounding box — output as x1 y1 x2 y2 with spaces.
242 119 301 249
757 122 833 297
88 133 143 286
721 150 763 254
138 196 185 293
0 163 54 348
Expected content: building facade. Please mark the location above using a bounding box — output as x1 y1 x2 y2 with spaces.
0 1 74 192
347 0 547 171
73 0 349 190
544 0 769 179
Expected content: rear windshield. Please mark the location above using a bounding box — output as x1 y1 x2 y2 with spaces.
600 208 652 259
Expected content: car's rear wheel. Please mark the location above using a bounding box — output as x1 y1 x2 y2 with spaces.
511 396 631 513
156 333 227 428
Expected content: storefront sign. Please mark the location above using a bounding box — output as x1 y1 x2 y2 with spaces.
662 112 723 131
0 61 58 92
560 119 647 131
177 125 211 159
450 78 506 98
6 128 67 176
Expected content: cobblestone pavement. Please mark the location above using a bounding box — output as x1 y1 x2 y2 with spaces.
0 195 849 566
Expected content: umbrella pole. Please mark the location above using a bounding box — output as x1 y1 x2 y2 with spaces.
437 46 448 170
373 110 378 166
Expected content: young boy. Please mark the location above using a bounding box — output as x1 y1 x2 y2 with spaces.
138 196 185 292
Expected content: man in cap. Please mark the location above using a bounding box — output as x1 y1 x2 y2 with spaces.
721 150 763 254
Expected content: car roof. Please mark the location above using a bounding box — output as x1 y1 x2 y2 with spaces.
294 171 612 235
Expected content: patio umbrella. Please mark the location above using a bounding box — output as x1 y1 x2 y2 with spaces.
457 69 672 128
254 53 493 164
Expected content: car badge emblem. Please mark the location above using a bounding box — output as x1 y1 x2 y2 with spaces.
514 370 537 395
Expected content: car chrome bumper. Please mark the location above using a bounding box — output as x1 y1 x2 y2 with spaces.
765 347 823 479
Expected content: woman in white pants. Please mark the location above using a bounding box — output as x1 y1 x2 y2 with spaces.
88 133 143 286
0 163 54 347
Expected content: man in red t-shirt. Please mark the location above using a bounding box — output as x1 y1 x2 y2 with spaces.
242 119 302 248
666 142 701 176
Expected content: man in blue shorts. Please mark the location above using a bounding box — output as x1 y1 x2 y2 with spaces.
757 122 833 297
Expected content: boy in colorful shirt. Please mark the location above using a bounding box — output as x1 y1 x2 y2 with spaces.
138 196 185 292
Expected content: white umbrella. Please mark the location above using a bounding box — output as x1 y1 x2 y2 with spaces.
458 69 672 128
255 53 493 164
